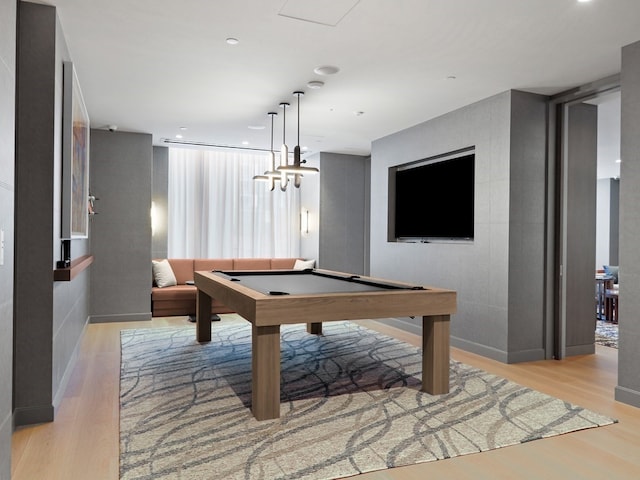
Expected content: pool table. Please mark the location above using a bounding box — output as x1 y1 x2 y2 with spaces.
194 268 456 420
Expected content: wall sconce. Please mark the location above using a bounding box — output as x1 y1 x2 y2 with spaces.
88 194 98 216
151 201 159 237
301 208 309 235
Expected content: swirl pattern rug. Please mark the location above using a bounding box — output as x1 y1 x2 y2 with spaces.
595 320 619 348
120 320 615 480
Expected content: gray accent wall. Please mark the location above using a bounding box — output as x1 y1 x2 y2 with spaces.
14 1 56 426
507 92 548 359
152 146 168 259
0 0 16 475
563 103 598 355
89 129 152 322
299 152 370 274
318 153 369 274
616 40 640 407
14 1 91 427
370 90 548 363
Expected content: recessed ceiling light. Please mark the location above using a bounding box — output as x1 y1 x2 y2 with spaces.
175 134 183 139
314 65 340 76
577 0 591 3
248 125 265 130
226 37 239 45
616 159 622 163
307 80 325 89
242 140 249 145
446 75 457 80
179 126 187 131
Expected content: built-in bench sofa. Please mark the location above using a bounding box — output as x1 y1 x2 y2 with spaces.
151 258 304 317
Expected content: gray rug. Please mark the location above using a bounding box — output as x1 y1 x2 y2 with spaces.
120 321 616 480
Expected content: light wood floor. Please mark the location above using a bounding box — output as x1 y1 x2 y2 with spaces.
11 316 640 480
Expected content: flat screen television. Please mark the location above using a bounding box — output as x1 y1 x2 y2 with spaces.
390 150 475 241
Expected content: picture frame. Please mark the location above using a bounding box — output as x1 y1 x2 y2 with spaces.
61 61 90 239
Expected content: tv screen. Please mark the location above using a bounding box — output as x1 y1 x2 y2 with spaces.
392 152 475 241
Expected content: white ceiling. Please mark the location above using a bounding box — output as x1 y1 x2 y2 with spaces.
52 0 640 159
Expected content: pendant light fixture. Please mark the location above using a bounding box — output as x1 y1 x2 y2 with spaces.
252 111 278 191
292 91 303 187
279 102 290 191
264 111 279 191
277 90 319 188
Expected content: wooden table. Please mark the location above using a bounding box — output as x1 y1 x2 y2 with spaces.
605 288 619 323
194 268 457 420
595 275 614 320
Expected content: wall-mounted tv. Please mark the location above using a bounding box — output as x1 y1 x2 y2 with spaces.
389 148 475 242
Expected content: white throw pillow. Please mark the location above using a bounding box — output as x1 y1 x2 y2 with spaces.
152 259 177 287
294 258 315 270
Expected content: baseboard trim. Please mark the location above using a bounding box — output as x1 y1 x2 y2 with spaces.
0 412 11 476
614 385 640 408
13 404 54 427
52 316 89 412
376 317 544 364
565 343 596 357
450 336 509 363
377 317 422 336
89 312 152 323
506 348 546 364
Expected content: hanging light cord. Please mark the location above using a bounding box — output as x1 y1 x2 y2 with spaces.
282 103 286 145
270 112 275 151
297 92 300 146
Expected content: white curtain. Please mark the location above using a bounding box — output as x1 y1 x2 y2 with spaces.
167 147 300 258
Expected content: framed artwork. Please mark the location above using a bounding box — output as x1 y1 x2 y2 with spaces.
62 61 90 239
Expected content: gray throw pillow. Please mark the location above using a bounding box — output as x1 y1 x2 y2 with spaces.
603 265 619 283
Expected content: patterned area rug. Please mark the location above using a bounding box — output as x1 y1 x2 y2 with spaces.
120 321 616 480
596 320 619 348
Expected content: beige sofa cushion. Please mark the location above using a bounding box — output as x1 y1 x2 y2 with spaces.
194 259 234 272
152 285 196 301
167 259 195 284
271 258 298 269
232 258 272 270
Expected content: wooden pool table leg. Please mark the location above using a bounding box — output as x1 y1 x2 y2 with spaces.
196 289 212 342
252 324 281 420
307 322 323 335
422 314 450 395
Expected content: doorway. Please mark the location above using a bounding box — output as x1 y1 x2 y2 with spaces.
550 77 621 360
